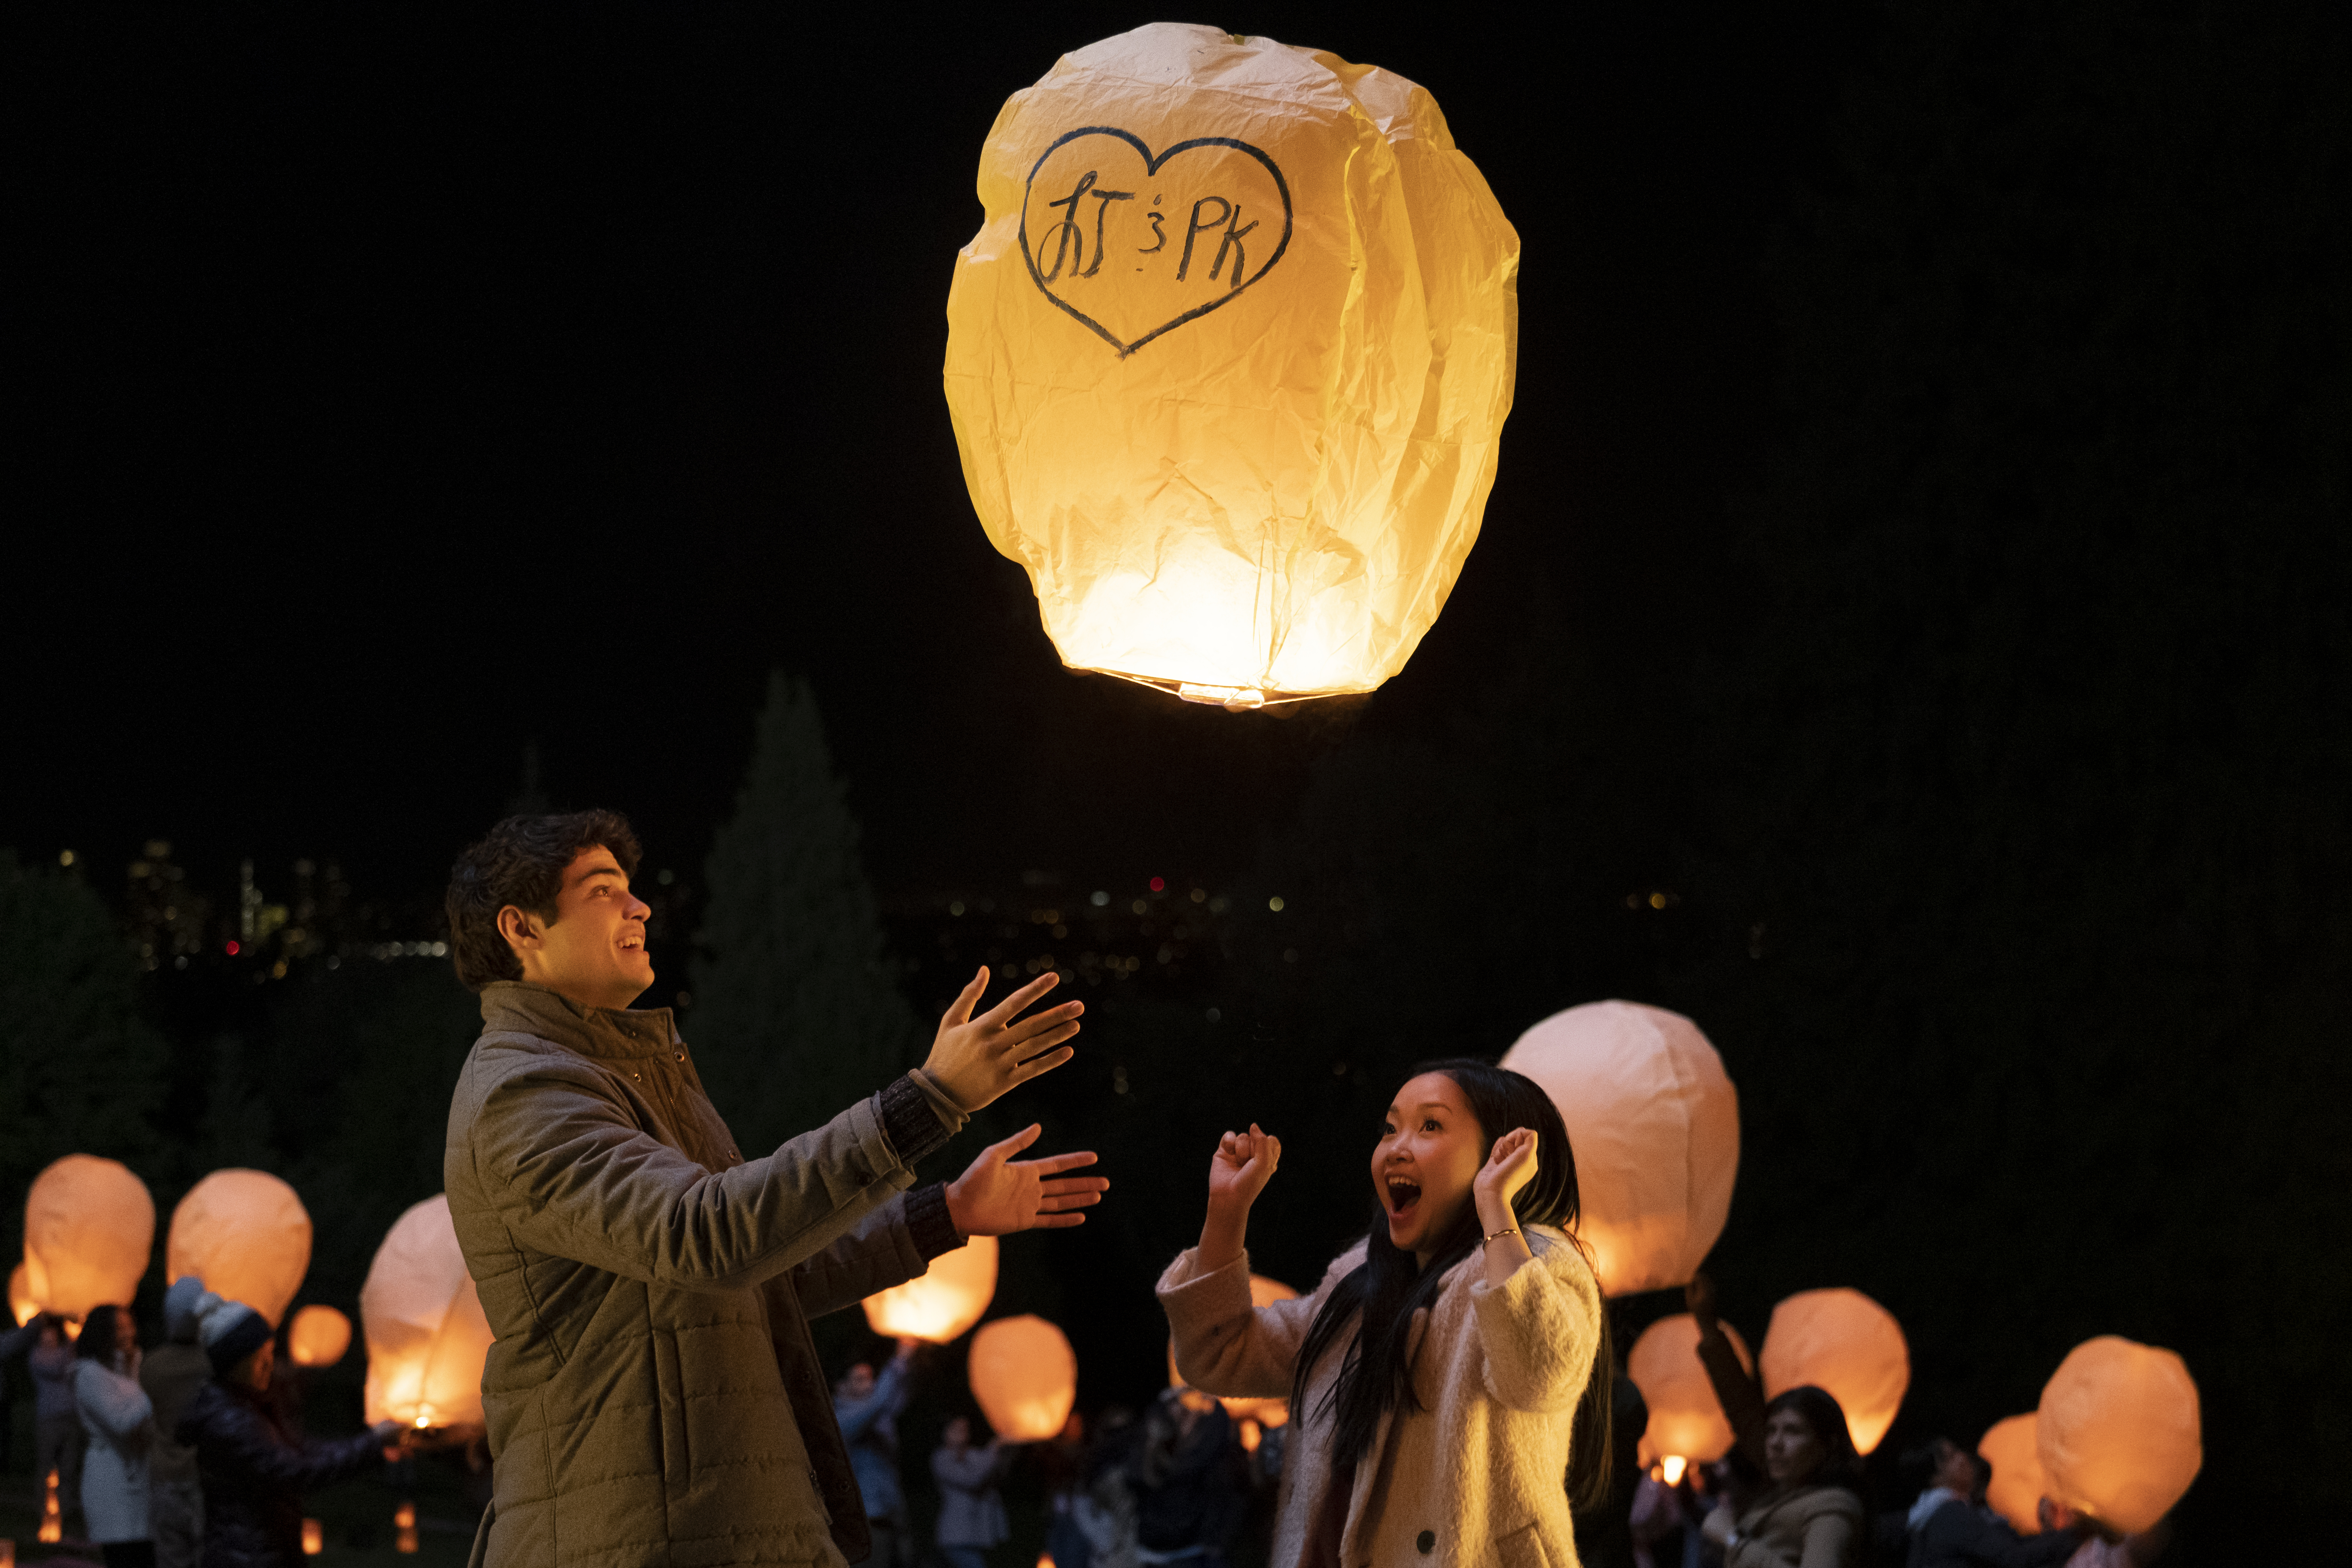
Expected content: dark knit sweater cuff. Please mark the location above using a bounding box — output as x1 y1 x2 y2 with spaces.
877 1073 955 1167
902 1181 962 1260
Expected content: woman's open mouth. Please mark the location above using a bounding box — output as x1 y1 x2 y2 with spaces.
1384 1175 1421 1218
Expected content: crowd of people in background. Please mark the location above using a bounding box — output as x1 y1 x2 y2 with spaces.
2 1277 408 1568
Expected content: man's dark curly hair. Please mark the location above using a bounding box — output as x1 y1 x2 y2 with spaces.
444 810 642 991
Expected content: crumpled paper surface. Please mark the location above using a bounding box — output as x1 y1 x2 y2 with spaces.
944 22 1519 701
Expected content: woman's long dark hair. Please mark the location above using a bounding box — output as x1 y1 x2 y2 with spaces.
1289 1058 1616 1512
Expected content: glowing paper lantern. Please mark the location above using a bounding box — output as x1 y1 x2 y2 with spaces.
861 1234 997 1343
1758 1288 1909 1455
2037 1337 2200 1533
1167 1273 1299 1427
288 1304 354 1368
944 22 1519 709
1499 1002 1739 1296
1626 1313 1753 1470
360 1196 494 1429
168 1169 313 1327
24 1155 155 1319
9 1262 38 1328
969 1315 1078 1442
1978 1414 2045 1534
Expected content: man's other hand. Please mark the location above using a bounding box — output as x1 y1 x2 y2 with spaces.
945 1124 1109 1235
925 966 1083 1110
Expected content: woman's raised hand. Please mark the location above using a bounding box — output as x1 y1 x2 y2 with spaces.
1473 1127 1539 1216
1196 1123 1279 1272
1208 1124 1282 1214
923 967 1083 1111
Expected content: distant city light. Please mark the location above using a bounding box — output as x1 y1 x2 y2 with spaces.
1090 891 1109 906
949 900 966 916
1131 899 1148 915
58 850 75 867
225 940 240 956
1268 896 1286 912
1189 888 1207 903
1149 877 1165 892
657 868 675 886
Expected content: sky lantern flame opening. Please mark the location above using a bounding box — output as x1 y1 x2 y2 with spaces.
861 1234 997 1343
968 1315 1078 1442
1499 1002 1740 1297
2036 1336 2200 1534
1977 1413 2045 1534
360 1195 494 1430
168 1168 314 1328
1758 1288 1910 1455
1167 1274 1300 1427
9 1262 39 1328
1626 1312 1753 1471
24 1155 155 1320
944 23 1519 707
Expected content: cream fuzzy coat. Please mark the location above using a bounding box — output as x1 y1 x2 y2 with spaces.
1159 1227 1600 1568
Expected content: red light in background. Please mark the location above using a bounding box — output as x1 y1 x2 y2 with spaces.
1149 877 1165 892
225 940 240 956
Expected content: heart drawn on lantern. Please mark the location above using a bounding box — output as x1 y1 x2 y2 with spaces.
1020 127 1294 357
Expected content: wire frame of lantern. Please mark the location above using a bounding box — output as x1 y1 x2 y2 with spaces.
168 1169 314 1328
943 23 1520 709
861 1234 997 1344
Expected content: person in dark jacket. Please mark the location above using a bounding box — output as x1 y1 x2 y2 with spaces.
176 1296 401 1568
1903 1438 2084 1568
143 1279 216 1568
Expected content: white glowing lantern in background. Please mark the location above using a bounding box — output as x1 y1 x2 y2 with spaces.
944 22 1519 709
1167 1273 1299 1427
2037 1337 2200 1533
861 1234 997 1343
288 1304 354 1369
1977 1413 2046 1535
24 1155 155 1319
168 1169 313 1327
969 1315 1078 1441
360 1196 494 1429
1625 1312 1753 1475
1499 1002 1740 1297
1758 1288 1910 1455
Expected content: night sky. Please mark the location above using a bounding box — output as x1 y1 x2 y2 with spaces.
14 4 1864 900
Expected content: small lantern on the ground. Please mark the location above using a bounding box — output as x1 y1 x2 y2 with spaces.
969 1315 1078 1441
168 1169 313 1327
1167 1274 1299 1427
1626 1312 1753 1475
1758 1288 1909 1454
2037 1337 2200 1533
394 1501 419 1554
862 1234 997 1343
1499 1002 1740 1297
944 22 1519 709
288 1304 354 1368
360 1195 494 1430
24 1155 155 1319
1977 1413 2045 1534
301 1519 324 1556
39 1467 63 1542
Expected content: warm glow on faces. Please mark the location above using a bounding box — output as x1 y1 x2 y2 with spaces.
1371 1072 1487 1265
246 1338 277 1393
500 847 654 1010
1764 1406 1825 1486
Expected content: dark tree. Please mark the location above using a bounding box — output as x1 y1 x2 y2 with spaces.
690 673 921 1153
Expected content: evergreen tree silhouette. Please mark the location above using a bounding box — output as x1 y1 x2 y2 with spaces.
689 674 919 1153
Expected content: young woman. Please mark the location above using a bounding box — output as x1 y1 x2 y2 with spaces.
1699 1386 1866 1568
1158 1059 1612 1568
72 1305 157 1568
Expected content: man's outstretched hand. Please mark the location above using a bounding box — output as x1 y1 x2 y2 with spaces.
945 1124 1108 1236
925 966 1083 1112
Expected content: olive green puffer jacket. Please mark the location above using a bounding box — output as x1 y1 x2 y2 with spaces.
446 983 967 1568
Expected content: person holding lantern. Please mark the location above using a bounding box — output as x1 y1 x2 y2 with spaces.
1694 1386 1869 1568
441 810 1108 1568
1158 1059 1614 1568
71 1305 156 1568
177 1295 402 1568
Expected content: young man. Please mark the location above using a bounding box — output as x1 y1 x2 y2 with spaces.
442 810 1106 1568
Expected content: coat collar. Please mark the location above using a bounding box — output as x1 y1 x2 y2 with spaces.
479 980 680 1061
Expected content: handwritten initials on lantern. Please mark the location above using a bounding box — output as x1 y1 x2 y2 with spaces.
1020 126 1294 357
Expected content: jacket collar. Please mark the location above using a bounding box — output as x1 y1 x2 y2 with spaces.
479 980 680 1061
